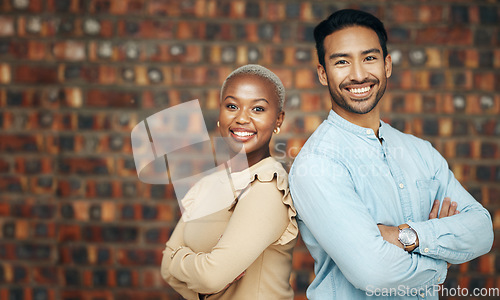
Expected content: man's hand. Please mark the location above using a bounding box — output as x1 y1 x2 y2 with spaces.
429 197 459 219
429 197 459 268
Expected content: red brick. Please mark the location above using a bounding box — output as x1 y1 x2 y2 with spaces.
117 20 174 39
265 2 286 20
140 268 163 288
57 178 84 197
418 5 444 23
59 157 114 175
117 249 162 266
474 72 495 92
392 5 416 23
0 202 10 217
17 17 58 37
23 0 44 12
292 249 315 270
0 134 42 152
176 21 197 39
470 5 480 24
92 0 144 14
32 222 56 239
416 27 473 45
0 158 10 173
147 0 176 16
14 65 59 84
52 41 86 61
33 266 59 284
14 157 53 174
0 17 15 36
58 224 81 241
99 20 115 37
86 90 138 108
0 63 11 83
29 176 56 195
46 0 83 12
115 158 138 177
9 40 47 60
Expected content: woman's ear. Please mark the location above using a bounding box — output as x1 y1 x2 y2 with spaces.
276 111 285 128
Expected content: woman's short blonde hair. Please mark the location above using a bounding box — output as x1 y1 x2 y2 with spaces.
220 64 285 111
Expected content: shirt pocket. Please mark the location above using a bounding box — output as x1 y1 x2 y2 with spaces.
416 179 440 219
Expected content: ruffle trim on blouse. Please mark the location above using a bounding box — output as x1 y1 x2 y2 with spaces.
235 157 298 246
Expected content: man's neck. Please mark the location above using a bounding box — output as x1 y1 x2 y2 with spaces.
332 106 380 136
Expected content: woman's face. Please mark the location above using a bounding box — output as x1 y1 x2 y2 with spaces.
218 74 284 166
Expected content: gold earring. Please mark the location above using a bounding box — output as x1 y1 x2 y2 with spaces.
217 121 220 127
273 127 280 134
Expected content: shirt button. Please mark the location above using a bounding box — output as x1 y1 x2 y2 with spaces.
365 129 371 134
399 183 404 189
424 248 429 253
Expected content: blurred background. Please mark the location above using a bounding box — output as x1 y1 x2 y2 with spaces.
0 0 499 299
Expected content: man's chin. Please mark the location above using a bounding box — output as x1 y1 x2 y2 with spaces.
345 101 377 115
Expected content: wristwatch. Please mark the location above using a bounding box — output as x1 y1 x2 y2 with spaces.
398 224 417 252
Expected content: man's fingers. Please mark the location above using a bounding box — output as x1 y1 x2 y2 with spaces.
448 201 458 216
439 197 451 218
429 199 440 219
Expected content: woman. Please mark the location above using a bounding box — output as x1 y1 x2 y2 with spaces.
160 64 298 299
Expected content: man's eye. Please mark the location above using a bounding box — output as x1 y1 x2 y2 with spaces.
253 107 265 112
365 56 376 61
335 60 348 65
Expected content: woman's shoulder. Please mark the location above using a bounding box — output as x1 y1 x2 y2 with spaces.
247 157 298 246
248 156 288 190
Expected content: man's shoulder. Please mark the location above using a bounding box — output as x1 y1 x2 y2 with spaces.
384 122 432 148
296 119 348 158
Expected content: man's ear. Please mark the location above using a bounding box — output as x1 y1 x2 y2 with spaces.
317 64 328 86
384 54 392 78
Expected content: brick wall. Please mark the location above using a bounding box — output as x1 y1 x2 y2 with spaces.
0 0 498 299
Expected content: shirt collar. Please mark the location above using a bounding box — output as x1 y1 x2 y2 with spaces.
326 109 383 141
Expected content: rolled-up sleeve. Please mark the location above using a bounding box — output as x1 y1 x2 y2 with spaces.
290 153 448 291
409 146 493 264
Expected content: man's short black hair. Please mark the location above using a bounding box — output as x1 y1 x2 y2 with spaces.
314 9 388 68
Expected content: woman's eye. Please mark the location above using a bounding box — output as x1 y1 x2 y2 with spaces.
226 104 237 110
253 107 265 112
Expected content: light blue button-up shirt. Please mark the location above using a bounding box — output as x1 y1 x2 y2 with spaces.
289 110 493 300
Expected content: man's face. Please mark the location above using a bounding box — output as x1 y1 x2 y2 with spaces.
317 26 392 118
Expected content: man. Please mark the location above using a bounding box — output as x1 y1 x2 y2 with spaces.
289 9 493 299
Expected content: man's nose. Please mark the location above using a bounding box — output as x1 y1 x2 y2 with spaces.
349 62 369 82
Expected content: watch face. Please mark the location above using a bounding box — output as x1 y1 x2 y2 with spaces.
399 228 416 245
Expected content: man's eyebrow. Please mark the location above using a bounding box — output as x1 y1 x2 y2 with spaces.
328 48 381 60
361 48 381 55
329 52 350 60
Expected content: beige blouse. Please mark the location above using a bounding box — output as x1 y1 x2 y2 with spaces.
161 157 298 300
